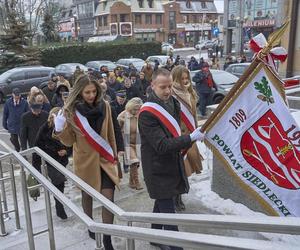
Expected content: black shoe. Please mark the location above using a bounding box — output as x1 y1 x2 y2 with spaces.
150 242 171 250
103 234 114 250
88 230 95 240
56 207 68 220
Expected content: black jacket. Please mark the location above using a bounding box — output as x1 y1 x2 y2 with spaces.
138 93 192 199
123 85 142 100
20 111 49 150
192 70 217 94
33 122 71 185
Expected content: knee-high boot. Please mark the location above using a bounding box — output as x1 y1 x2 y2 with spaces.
132 164 143 190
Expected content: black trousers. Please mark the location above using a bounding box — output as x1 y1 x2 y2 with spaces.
10 133 20 152
54 182 65 211
151 198 183 250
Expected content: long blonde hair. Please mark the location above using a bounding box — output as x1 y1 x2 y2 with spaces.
171 65 198 101
48 107 61 127
125 97 143 113
63 74 103 123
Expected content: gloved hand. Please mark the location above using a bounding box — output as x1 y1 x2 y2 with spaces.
53 110 66 132
190 128 205 142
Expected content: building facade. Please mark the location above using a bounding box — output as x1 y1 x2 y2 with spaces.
94 0 218 46
73 0 97 42
223 0 286 56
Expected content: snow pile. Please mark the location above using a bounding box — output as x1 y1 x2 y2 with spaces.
189 175 300 246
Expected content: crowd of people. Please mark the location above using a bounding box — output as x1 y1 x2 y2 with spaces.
2 57 215 250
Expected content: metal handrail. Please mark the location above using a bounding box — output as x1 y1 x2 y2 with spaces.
3 145 299 250
1 140 300 250
21 147 300 236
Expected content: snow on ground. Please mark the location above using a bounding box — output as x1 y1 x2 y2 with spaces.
191 141 300 246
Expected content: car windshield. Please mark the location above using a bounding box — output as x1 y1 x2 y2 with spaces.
211 70 239 85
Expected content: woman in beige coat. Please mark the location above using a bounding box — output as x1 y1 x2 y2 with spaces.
117 97 143 190
53 75 123 250
171 65 203 211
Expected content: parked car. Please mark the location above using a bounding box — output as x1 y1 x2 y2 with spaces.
0 66 55 103
85 60 117 71
116 58 145 72
225 63 251 78
55 63 88 81
195 40 218 50
146 55 170 67
161 42 174 55
190 69 239 104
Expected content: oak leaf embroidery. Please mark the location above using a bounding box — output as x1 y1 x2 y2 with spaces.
254 76 274 105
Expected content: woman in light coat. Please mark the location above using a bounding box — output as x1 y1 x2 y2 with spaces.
53 75 124 250
171 65 203 211
117 97 143 190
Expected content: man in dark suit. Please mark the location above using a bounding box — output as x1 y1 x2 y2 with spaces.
138 68 204 250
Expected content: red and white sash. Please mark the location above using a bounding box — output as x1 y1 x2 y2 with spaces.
173 97 196 133
74 110 115 163
140 102 181 137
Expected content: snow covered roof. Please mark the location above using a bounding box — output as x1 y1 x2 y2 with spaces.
178 1 217 14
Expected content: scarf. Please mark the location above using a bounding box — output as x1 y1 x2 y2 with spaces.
123 111 141 165
75 100 106 134
172 81 192 108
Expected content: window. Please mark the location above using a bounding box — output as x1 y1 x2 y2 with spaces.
183 15 188 23
186 0 191 9
155 14 162 24
138 0 144 8
99 16 103 26
27 71 41 79
201 2 207 9
40 70 51 77
146 14 152 24
220 16 224 25
11 72 25 81
103 16 107 26
192 15 197 23
135 14 142 24
148 0 153 8
120 14 129 22
111 14 117 23
169 11 176 30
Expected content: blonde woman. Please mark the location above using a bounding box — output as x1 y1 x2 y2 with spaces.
117 97 143 190
33 107 70 219
171 65 203 211
27 86 50 104
53 75 124 249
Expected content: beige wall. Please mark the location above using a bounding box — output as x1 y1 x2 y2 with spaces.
279 0 300 77
293 1 300 76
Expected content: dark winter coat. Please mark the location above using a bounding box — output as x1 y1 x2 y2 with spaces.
123 85 142 100
43 87 56 104
192 70 217 94
33 122 70 185
106 86 116 102
20 111 49 150
110 99 127 115
138 93 192 199
51 85 69 108
108 80 123 92
3 97 29 134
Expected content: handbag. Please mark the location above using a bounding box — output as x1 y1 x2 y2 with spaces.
27 174 40 201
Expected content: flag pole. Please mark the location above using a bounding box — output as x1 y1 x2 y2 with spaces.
201 20 290 133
